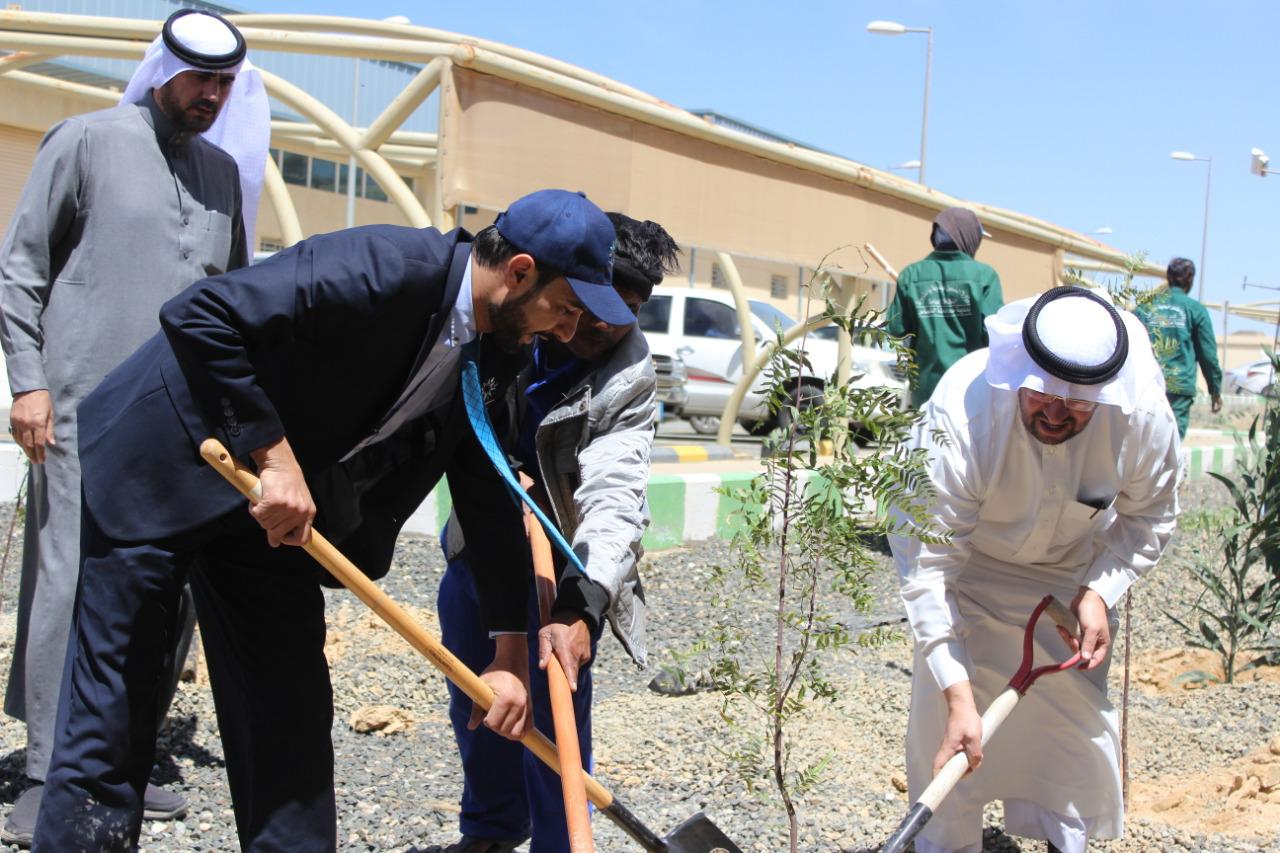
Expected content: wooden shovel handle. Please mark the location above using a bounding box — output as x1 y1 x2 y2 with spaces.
198 439 617 812
863 242 899 282
529 507 595 852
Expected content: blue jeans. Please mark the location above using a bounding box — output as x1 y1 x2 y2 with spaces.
436 527 596 852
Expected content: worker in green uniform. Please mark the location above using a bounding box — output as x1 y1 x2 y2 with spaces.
1135 256 1223 438
886 207 1004 407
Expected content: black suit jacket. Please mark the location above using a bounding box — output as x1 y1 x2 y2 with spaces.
78 224 532 631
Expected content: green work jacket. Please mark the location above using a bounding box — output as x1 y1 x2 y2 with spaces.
885 250 1004 406
1135 286 1222 399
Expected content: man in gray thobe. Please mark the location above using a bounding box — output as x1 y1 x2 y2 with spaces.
0 9 268 844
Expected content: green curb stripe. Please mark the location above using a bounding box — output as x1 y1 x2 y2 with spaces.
643 474 687 550
406 443 1244 546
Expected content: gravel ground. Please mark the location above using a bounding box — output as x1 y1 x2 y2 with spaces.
0 475 1276 852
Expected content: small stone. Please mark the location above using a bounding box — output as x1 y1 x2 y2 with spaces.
891 773 908 793
1153 791 1183 812
1262 765 1280 792
349 704 414 735
1270 735 1280 756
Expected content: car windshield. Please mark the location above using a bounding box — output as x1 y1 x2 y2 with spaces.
749 301 795 334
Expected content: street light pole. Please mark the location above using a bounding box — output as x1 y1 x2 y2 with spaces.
1198 157 1212 303
1171 151 1212 302
919 26 932 186
867 20 933 185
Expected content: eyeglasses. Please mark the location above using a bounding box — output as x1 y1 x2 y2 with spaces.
1023 389 1098 413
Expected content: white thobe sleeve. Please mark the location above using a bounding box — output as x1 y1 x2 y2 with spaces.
891 407 984 691
1081 408 1181 606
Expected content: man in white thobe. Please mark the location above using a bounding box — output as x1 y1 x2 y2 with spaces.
889 286 1180 853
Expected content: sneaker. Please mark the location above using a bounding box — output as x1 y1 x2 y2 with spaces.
143 783 187 821
442 835 527 853
1 784 42 848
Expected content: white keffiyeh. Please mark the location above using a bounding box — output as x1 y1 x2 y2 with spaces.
984 288 1165 414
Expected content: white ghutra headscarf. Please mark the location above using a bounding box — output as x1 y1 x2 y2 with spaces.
984 286 1166 414
121 9 270 251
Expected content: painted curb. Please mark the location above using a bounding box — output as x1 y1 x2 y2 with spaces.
650 443 742 464
0 441 1249 548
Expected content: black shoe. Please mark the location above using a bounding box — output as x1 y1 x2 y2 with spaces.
442 835 527 853
0 780 186 847
143 783 187 821
1 784 42 848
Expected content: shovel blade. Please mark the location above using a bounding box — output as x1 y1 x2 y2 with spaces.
664 811 744 853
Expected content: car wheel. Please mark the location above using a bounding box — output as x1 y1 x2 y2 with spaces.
775 382 825 434
687 415 721 434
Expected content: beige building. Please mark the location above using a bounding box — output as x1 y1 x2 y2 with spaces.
0 9 1162 323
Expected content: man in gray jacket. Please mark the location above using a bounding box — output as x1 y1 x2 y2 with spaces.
0 10 268 842
437 213 679 852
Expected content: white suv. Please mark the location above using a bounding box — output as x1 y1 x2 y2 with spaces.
637 287 907 434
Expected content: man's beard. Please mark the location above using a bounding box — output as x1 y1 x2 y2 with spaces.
486 286 539 352
156 88 219 133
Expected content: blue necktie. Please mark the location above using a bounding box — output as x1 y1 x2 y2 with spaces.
459 342 587 575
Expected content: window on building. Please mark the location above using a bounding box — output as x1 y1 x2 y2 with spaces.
259 240 284 253
683 298 739 339
280 151 308 186
364 174 388 202
309 157 337 191
266 156 407 203
770 274 789 299
710 262 727 289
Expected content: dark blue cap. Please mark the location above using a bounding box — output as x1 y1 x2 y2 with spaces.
494 189 633 326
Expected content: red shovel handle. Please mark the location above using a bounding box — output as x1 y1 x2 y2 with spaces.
1008 595 1083 694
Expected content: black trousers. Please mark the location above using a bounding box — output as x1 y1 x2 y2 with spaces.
33 507 337 852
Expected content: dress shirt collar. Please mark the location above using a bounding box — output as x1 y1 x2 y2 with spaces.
448 257 477 350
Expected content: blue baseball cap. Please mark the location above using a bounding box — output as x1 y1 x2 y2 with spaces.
494 189 634 326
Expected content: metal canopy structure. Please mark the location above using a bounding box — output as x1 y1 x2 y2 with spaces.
0 9 1181 439
0 9 1161 283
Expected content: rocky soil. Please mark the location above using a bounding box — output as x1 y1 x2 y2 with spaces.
0 474 1276 852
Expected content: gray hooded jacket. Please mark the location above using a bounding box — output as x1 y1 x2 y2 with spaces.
446 326 656 666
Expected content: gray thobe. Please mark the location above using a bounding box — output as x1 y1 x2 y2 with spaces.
0 95 245 779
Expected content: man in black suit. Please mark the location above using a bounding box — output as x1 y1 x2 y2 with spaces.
32 190 635 852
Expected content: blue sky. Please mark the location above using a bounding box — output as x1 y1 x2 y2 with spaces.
256 0 1279 334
